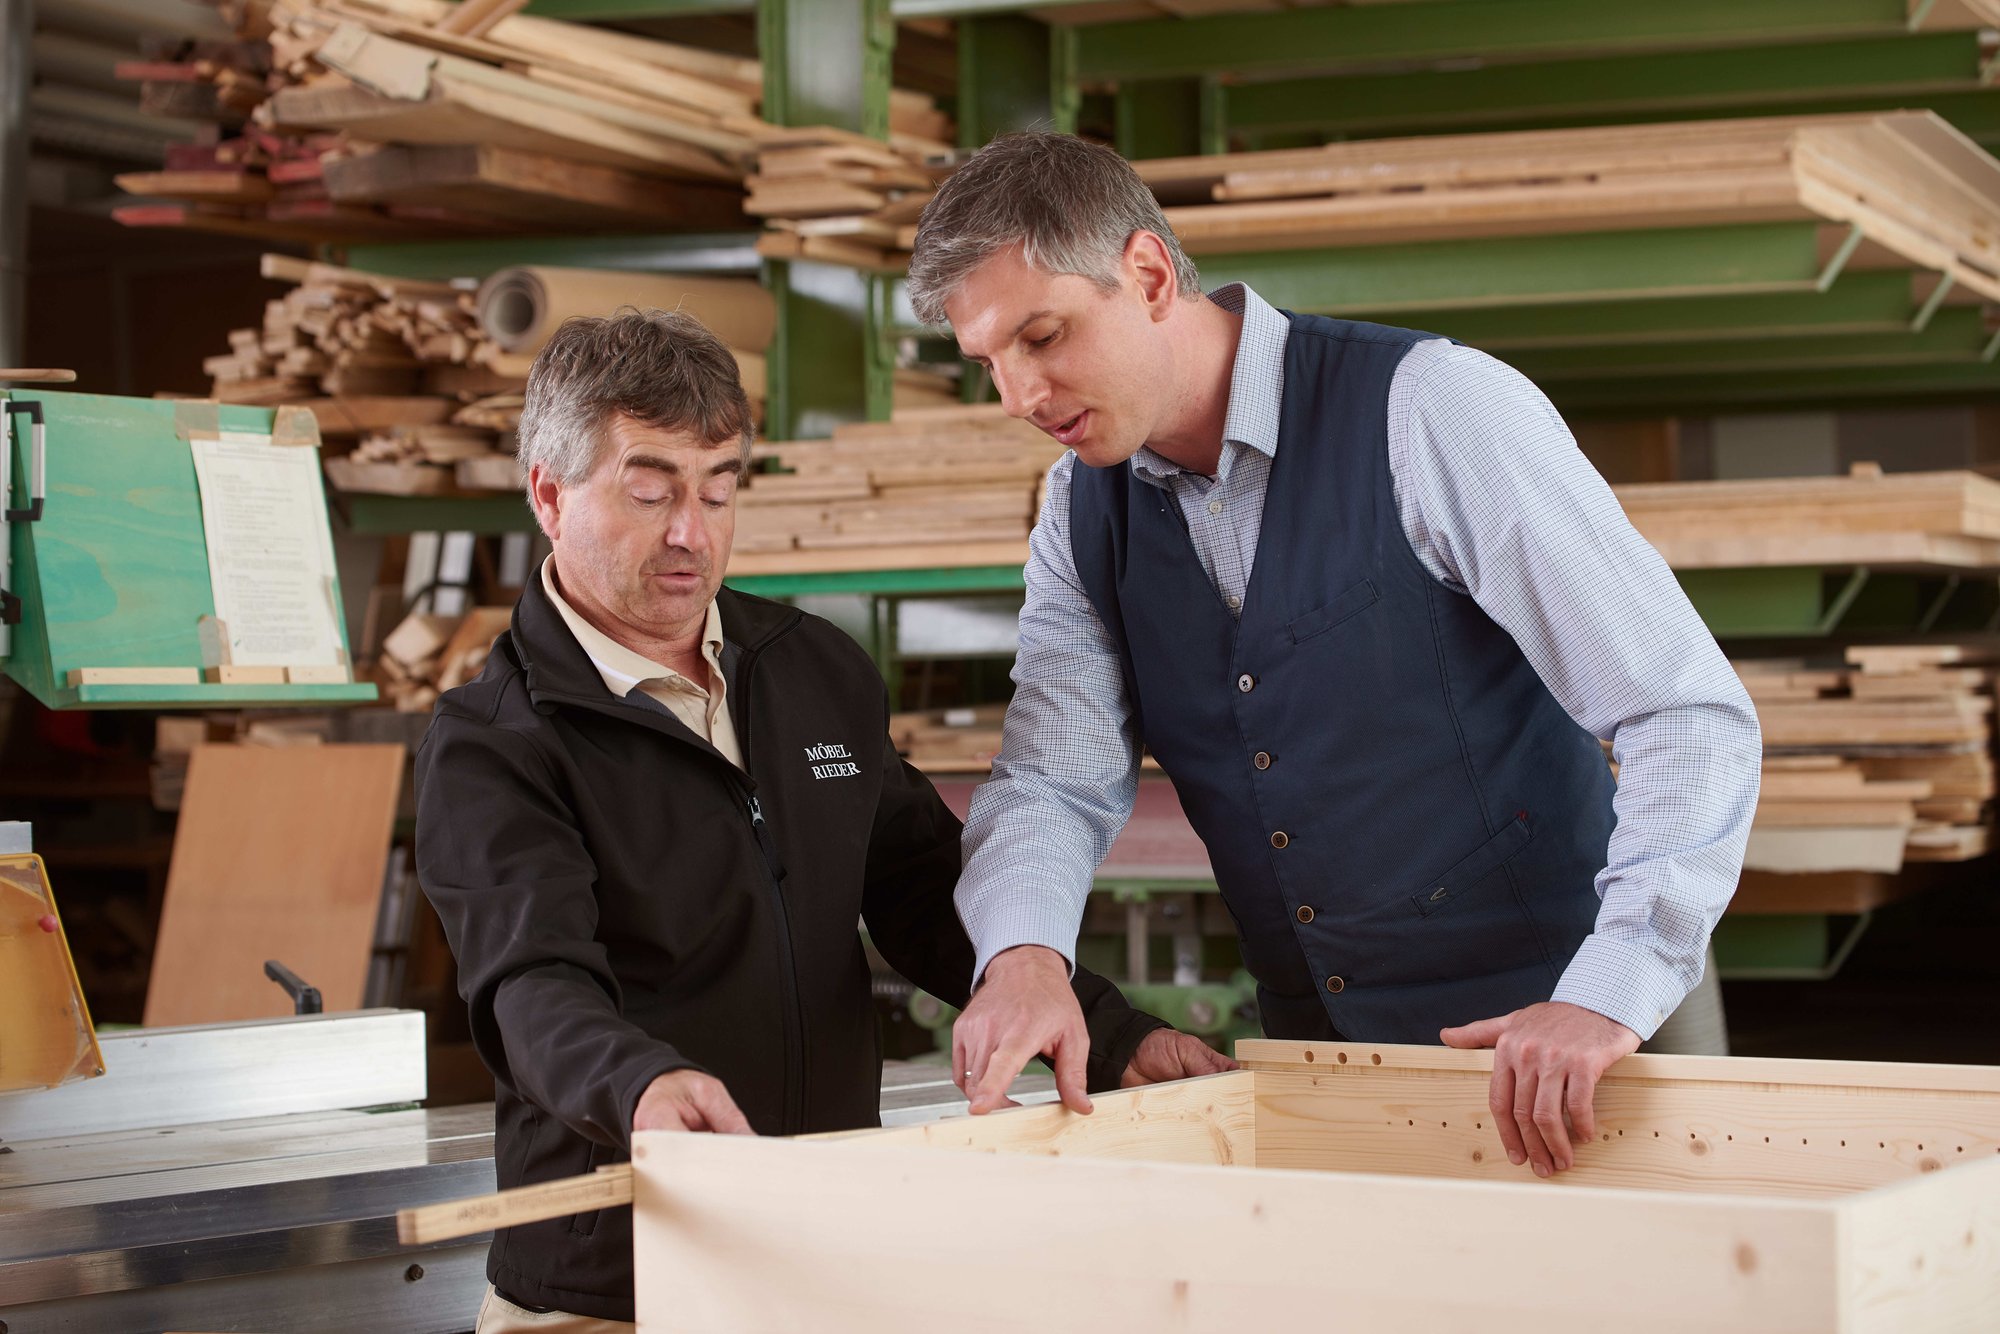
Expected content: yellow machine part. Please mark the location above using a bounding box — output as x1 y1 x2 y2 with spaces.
0 853 105 1094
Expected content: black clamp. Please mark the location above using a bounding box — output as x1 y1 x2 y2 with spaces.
3 400 44 524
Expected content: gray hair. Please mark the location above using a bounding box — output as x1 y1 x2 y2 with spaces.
906 132 1201 329
517 307 754 486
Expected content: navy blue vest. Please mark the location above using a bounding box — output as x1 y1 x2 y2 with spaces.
1069 312 1617 1043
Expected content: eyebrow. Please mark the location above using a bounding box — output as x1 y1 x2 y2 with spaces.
622 453 744 479
964 309 1056 365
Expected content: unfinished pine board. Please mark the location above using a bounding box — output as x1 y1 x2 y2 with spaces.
322 144 743 232
143 743 404 1026
65 667 202 687
616 1041 2000 1334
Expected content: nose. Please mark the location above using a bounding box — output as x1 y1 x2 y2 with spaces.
989 353 1048 423
663 493 708 553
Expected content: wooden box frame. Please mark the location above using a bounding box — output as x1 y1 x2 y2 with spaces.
631 1041 2000 1332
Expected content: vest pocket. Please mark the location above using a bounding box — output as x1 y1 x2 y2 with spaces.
1409 816 1534 918
1288 579 1379 644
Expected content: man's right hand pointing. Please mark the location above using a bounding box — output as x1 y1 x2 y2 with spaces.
951 945 1094 1115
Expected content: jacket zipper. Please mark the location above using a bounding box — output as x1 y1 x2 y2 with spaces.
734 629 810 1137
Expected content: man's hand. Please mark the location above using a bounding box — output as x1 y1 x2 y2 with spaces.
1119 1028 1239 1088
952 945 1092 1116
632 1069 755 1135
1440 1001 1639 1177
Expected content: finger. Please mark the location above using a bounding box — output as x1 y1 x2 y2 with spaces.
957 1023 998 1108
1487 1063 1527 1168
1565 1061 1601 1147
690 1080 756 1137
1440 1013 1513 1049
951 1022 971 1097
1050 1025 1093 1115
1513 1067 1555 1178
1535 1065 1573 1172
970 1035 1036 1114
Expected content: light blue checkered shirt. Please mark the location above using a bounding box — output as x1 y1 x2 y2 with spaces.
956 283 1761 1040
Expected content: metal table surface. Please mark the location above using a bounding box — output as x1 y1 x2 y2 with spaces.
0 1059 1050 1333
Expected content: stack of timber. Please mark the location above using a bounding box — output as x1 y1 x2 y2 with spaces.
1129 112 2000 304
1612 465 2000 570
114 0 953 243
200 254 771 496
751 127 952 273
733 405 1060 576
1736 646 1996 872
369 605 514 712
889 705 1007 774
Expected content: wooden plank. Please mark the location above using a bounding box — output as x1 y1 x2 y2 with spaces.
809 1073 1256 1166
65 667 202 686
322 144 743 233
143 744 404 1026
1840 1158 2000 1332
630 1127 1844 1333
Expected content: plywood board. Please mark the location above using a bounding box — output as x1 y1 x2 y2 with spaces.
143 743 404 1026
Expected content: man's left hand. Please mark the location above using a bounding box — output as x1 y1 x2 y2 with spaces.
1439 1002 1639 1177
1120 1028 1239 1088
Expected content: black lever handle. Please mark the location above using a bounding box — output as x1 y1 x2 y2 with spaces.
264 959 323 1015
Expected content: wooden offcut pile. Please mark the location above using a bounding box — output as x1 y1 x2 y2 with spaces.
1737 645 1997 872
199 253 527 495
734 405 1061 575
1614 465 2000 570
115 0 954 242
370 605 513 712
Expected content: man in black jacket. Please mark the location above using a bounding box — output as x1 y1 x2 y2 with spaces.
416 309 1230 1332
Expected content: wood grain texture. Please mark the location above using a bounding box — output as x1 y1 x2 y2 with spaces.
143 743 404 1026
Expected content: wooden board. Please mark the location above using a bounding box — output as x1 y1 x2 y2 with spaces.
0 855 104 1093
142 744 404 1026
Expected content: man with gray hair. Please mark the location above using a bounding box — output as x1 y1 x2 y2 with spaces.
915 133 1760 1180
415 307 1199 1331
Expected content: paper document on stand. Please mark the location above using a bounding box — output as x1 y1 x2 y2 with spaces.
190 434 345 668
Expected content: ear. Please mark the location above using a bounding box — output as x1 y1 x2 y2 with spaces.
527 461 563 543
1123 230 1181 320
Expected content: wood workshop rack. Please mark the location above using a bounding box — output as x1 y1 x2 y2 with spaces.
473 1038 1999 1331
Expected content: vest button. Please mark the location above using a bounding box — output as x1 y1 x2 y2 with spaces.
1326 975 1345 994
1254 751 1272 770
1237 673 1255 693
1270 830 1289 849
1296 905 1314 924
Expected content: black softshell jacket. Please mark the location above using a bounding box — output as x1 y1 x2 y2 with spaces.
415 575 1166 1321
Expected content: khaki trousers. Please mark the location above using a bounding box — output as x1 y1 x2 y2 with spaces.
476 1284 636 1334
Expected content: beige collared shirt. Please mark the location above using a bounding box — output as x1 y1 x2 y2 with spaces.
540 557 744 770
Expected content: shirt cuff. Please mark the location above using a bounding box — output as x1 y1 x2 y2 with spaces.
967 902 1080 988
1549 933 1697 1042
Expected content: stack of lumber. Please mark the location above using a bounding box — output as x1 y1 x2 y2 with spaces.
889 705 1007 774
1613 465 2000 570
115 0 954 243
369 605 513 712
1128 112 2000 305
1736 646 1996 871
733 405 1061 576
751 128 951 273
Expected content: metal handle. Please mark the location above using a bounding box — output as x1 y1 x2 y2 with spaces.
263 959 324 1015
4 399 43 523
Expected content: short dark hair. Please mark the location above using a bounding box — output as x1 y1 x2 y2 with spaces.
517 307 754 485
907 131 1201 328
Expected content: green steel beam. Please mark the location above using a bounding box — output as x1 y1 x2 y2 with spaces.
726 564 1026 598
1546 358 2000 413
1075 0 1911 83
1197 222 1828 314
1222 32 1984 139
339 495 535 536
759 0 892 436
1051 23 1081 135
1115 79 1204 160
958 14 1053 147
1506 306 1995 381
1367 272 1919 351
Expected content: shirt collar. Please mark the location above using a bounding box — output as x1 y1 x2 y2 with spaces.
539 555 724 699
1130 281 1288 486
